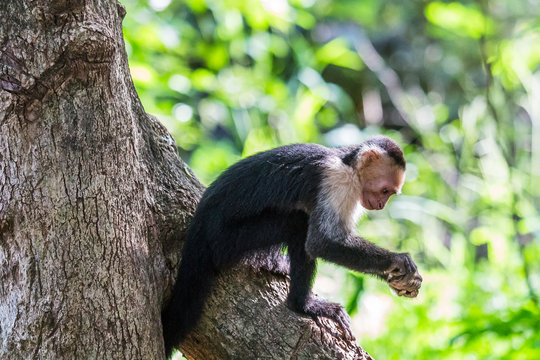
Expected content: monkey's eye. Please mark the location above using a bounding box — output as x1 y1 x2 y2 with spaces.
382 189 389 195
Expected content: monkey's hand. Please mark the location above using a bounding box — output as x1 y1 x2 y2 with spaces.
384 253 422 298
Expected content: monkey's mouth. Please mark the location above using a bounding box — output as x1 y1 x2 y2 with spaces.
366 199 376 210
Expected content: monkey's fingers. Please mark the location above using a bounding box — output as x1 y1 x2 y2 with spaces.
390 284 420 298
405 289 419 297
388 271 422 289
385 253 418 281
389 281 421 294
333 309 355 341
310 302 355 341
388 271 422 298
384 264 405 278
297 298 356 342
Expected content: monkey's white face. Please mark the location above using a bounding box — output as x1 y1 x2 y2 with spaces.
360 158 405 211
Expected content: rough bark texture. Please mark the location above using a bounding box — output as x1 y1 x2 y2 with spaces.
0 1 372 359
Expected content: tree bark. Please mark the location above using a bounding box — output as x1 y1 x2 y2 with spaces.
0 1 373 359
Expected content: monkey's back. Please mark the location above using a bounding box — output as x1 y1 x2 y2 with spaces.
197 143 332 223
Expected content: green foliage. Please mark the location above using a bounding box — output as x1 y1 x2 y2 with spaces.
425 2 494 39
122 0 540 358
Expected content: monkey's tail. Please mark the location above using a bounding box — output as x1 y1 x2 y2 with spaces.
162 229 216 358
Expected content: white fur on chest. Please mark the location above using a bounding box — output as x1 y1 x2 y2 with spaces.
320 156 366 229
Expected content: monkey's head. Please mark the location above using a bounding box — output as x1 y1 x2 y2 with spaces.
357 137 406 211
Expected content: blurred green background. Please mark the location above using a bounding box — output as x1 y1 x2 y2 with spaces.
121 0 540 358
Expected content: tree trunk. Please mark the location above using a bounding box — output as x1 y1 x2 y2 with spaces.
0 1 373 359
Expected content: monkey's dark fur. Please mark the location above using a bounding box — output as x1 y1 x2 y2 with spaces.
162 136 418 356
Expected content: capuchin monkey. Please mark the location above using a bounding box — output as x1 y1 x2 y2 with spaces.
162 135 422 356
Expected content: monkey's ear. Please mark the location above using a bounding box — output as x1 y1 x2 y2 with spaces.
358 148 383 170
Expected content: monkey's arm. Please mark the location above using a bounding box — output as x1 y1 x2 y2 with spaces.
305 204 422 296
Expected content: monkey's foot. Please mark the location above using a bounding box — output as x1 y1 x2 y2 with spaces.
289 296 355 341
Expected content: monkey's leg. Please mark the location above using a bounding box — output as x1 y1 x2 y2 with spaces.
213 210 306 276
287 240 355 341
